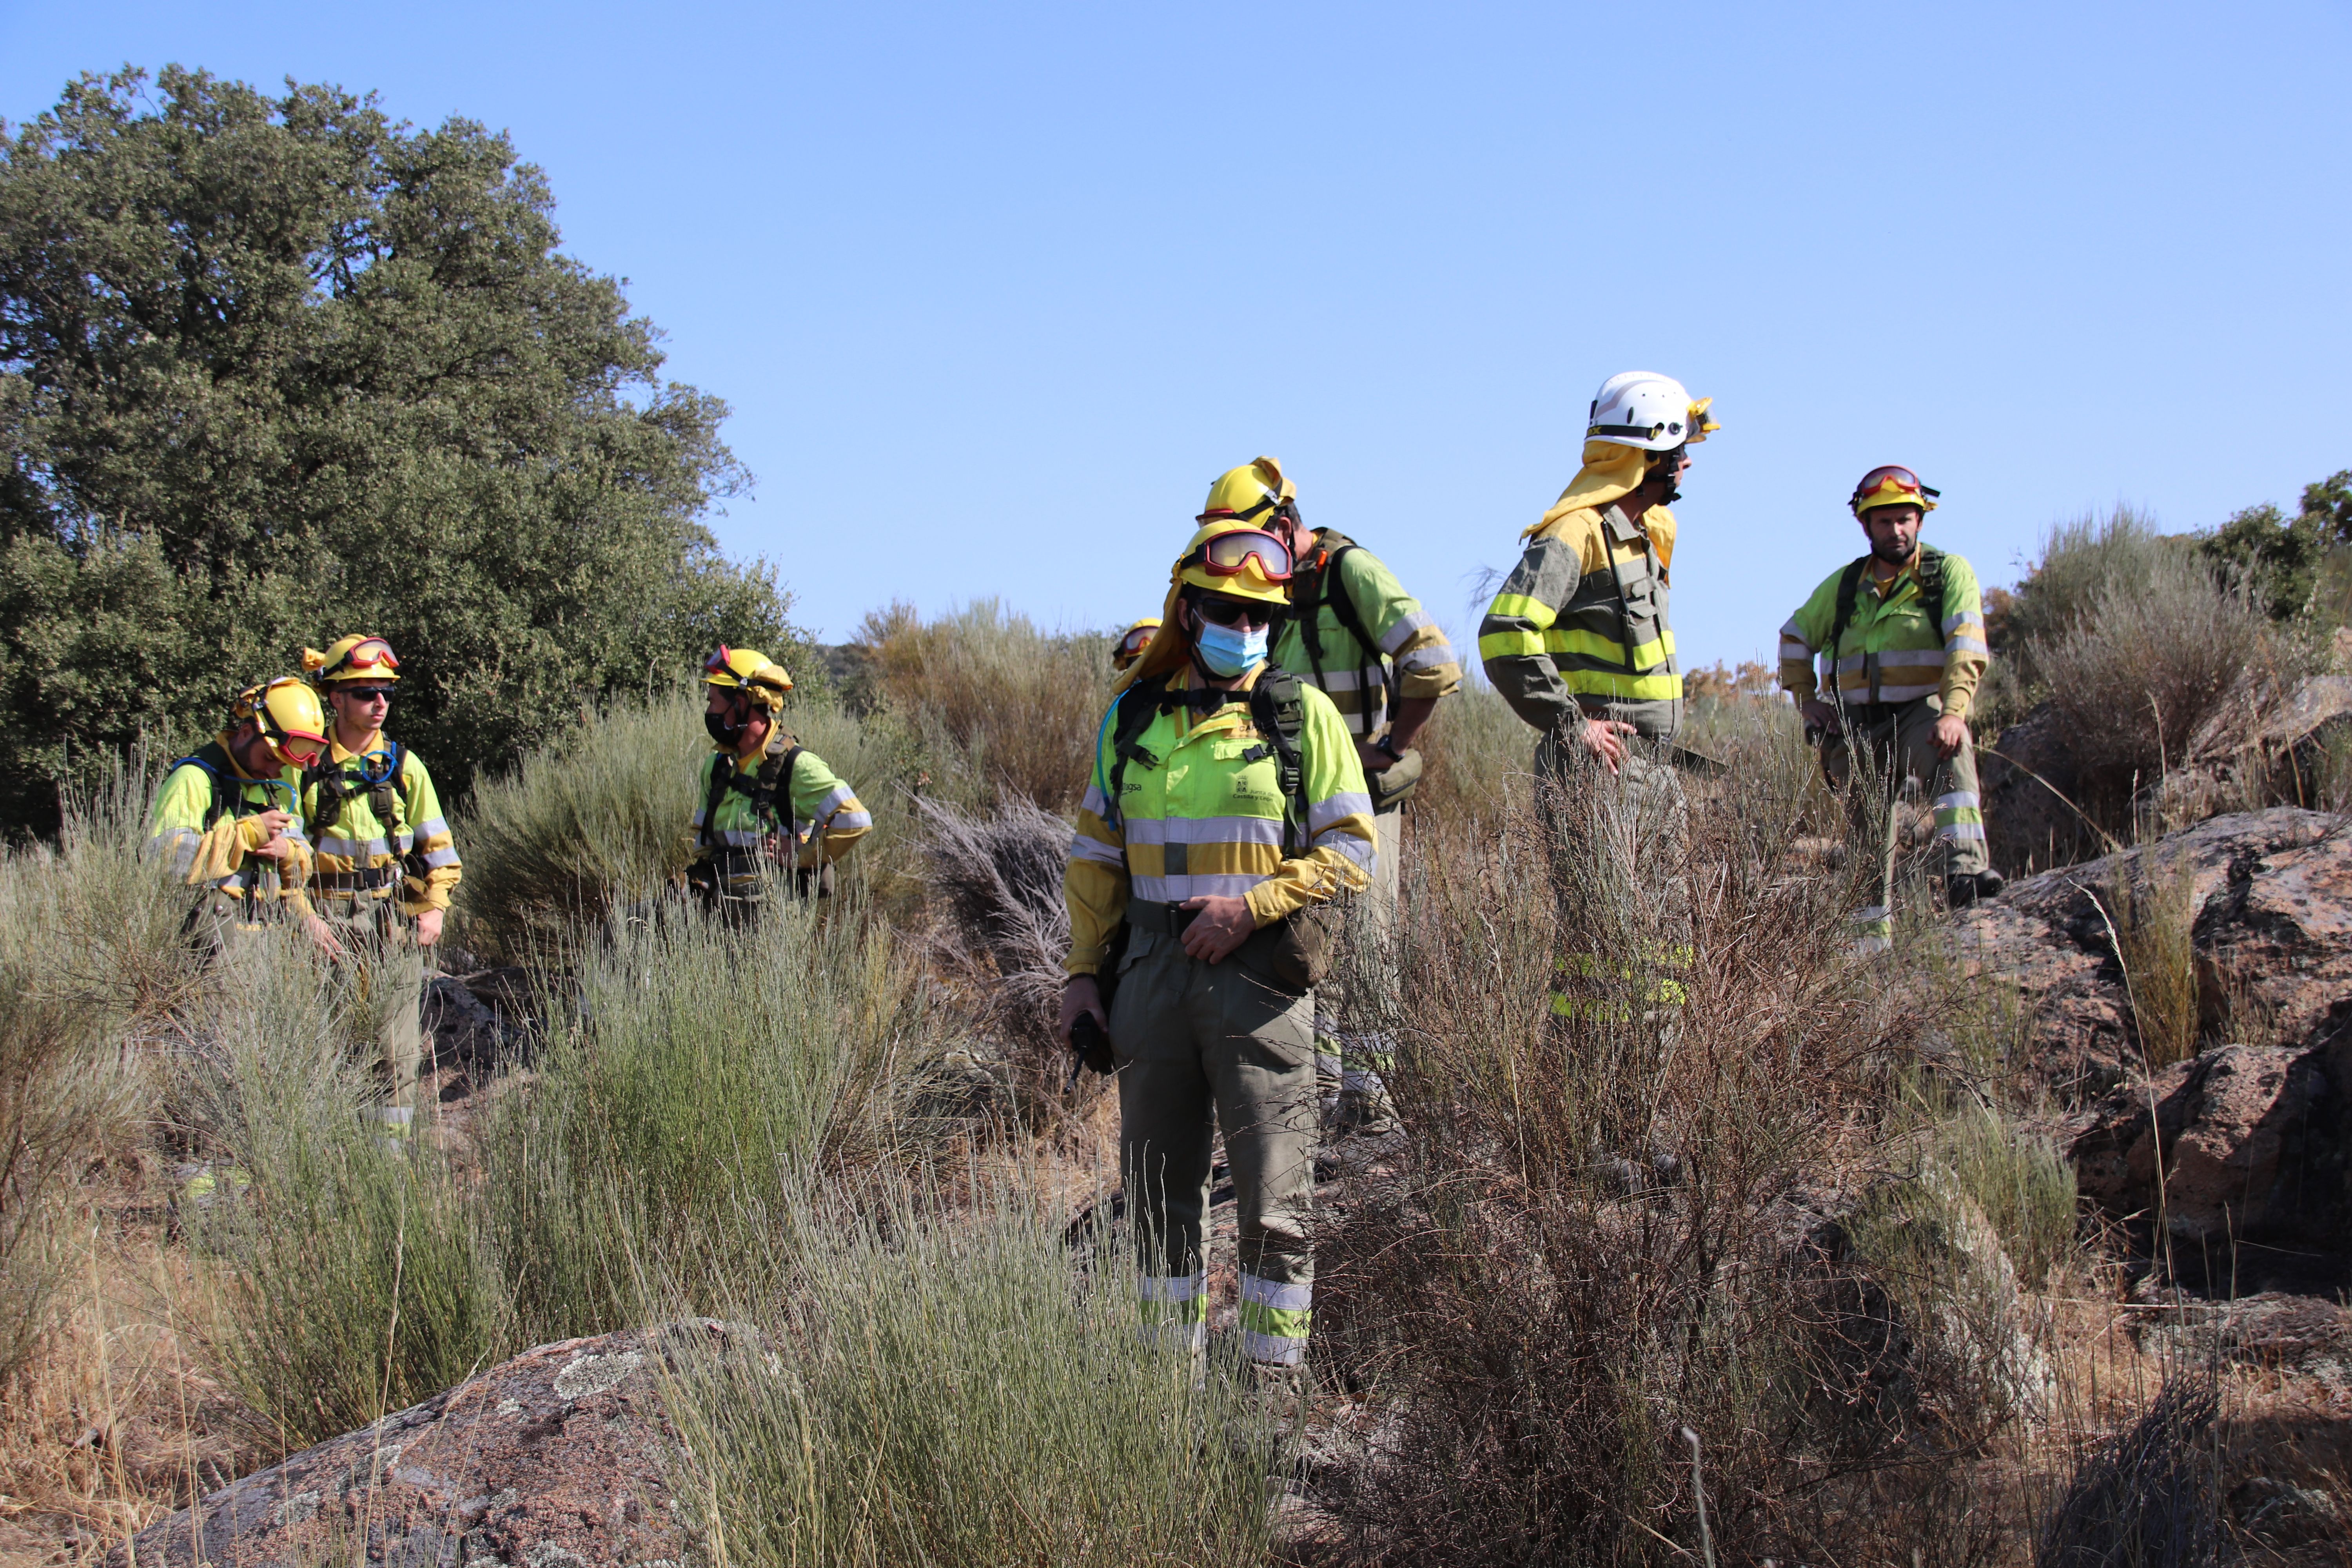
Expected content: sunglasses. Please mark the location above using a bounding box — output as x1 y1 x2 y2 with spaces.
341 687 395 703
1193 596 1277 629
1186 528 1294 583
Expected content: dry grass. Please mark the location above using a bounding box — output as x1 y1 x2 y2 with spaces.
2101 856 2203 1073
855 599 1113 813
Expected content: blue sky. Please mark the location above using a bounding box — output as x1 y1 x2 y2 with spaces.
5 2 2348 668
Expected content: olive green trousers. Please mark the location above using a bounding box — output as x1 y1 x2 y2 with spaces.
1109 927 1318 1366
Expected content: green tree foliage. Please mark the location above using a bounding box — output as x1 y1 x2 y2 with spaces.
0 67 799 833
2200 468 2352 622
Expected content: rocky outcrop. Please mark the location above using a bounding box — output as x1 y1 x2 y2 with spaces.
1950 808 2352 1102
1952 808 2352 1272
114 1325 731 1568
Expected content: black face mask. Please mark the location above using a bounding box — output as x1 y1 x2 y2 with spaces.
706 708 746 745
1651 444 1688 506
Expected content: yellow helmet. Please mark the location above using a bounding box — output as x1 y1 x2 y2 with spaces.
1110 617 1162 672
1176 519 1294 608
230 677 330 768
1849 465 1941 518
303 634 401 685
702 645 794 711
1198 456 1296 525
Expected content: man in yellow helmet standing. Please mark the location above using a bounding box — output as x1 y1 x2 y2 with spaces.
1110 617 1161 675
1779 467 2000 946
1058 519 1374 1382
145 677 339 960
1198 458 1461 1134
689 648 872 909
1478 372 1716 1021
299 635 461 1134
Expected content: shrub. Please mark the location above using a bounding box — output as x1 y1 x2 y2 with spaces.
1307 713 2007 1563
180 933 509 1446
457 691 920 956
2100 855 2203 1072
2032 546 2310 808
0 764 162 1382
655 1178 1276 1568
857 600 1113 813
479 894 909 1345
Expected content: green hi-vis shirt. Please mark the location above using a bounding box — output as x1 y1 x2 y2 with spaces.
1270 529 1462 738
1778 550 1988 719
1062 667 1375 976
144 740 315 913
690 741 873 867
301 731 462 915
1479 501 1682 742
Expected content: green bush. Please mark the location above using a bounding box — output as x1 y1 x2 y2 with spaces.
480 894 909 1345
181 933 509 1446
0 66 800 835
458 691 923 956
657 1179 1276 1568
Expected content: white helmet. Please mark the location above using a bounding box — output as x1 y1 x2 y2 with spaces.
1586 371 1717 452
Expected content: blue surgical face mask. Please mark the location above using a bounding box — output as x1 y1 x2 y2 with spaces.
1194 616 1269 677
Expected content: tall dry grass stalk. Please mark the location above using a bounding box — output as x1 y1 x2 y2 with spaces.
857 599 1113 812
174 930 509 1448
653 1174 1276 1568
2105 855 2202 1072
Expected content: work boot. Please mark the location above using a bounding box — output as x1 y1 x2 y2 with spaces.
1945 869 2004 908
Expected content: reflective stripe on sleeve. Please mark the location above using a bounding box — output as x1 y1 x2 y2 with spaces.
1395 643 1454 674
1377 609 1435 654
1068 832 1125 866
411 816 451 838
1308 792 1374 832
1317 831 1376 869
419 846 460 869
1479 628 1547 661
1486 593 1557 628
1947 635 1989 655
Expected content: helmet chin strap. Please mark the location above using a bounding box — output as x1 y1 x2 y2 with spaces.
1649 444 1688 506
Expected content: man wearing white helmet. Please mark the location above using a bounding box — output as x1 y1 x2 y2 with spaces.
1479 372 1716 1021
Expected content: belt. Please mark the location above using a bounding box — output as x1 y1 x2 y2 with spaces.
1831 698 1924 728
1123 900 1198 937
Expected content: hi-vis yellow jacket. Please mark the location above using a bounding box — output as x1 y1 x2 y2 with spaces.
691 742 872 866
1778 548 1988 717
301 731 461 915
1063 667 1376 976
144 739 317 916
1479 501 1682 741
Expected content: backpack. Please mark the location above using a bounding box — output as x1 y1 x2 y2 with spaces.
1292 534 1388 732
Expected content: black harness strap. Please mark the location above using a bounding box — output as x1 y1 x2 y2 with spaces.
1103 673 1312 858
1296 535 1390 732
1825 544 1948 706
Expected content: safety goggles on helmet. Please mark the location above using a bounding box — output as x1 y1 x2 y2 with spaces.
704 645 737 678
322 637 399 679
1115 624 1156 659
1183 528 1294 583
1851 466 1941 511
